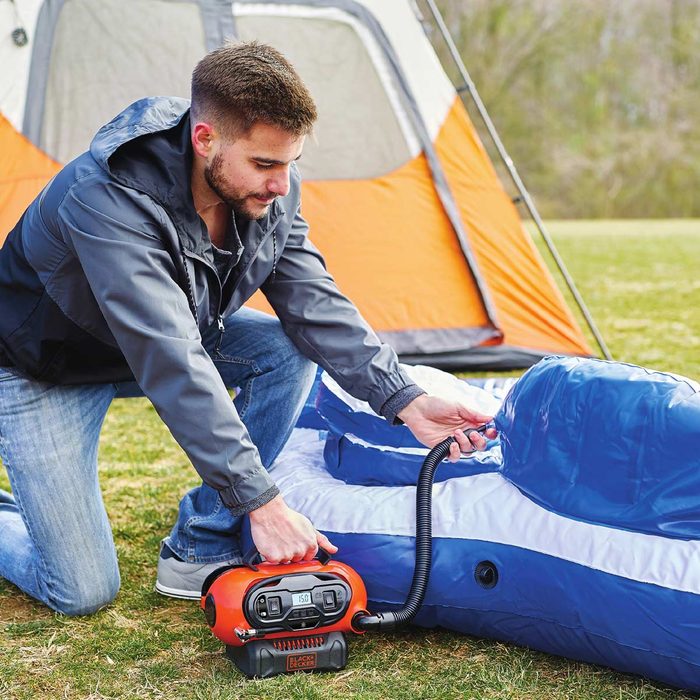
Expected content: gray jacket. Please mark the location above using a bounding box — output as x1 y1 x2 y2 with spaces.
0 97 422 514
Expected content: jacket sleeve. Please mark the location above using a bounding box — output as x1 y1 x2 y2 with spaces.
262 177 424 421
56 178 278 515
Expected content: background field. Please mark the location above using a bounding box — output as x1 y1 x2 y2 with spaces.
431 0 700 220
0 219 698 699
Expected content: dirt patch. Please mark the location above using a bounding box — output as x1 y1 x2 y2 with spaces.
0 587 53 624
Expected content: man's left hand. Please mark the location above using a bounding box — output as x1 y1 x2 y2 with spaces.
397 394 498 462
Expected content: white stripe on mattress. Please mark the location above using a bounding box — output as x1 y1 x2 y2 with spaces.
271 429 700 595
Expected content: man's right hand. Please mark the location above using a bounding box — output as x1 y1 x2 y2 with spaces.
248 494 337 564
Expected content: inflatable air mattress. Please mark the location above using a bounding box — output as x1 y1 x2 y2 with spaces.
275 357 700 692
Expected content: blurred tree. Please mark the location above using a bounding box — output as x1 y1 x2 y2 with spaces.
422 0 700 218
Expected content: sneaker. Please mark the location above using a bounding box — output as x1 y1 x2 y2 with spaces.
154 540 241 600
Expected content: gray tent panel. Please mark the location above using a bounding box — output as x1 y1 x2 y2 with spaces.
23 0 234 162
399 345 570 372
234 12 414 180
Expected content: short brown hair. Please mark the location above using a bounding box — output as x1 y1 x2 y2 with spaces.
191 41 317 138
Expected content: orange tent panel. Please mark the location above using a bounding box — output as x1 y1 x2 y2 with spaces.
435 98 591 355
247 153 493 335
0 113 61 242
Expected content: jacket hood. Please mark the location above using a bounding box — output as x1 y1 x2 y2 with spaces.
89 96 205 251
91 96 190 162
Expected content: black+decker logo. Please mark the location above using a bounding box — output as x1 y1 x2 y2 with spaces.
286 652 317 671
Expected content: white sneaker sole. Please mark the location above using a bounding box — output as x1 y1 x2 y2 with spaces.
154 582 202 600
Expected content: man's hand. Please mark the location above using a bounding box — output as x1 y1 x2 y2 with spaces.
397 394 498 462
248 494 338 564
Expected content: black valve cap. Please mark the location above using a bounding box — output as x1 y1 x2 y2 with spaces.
474 561 498 589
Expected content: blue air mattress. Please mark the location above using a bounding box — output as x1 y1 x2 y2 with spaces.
316 365 505 486
272 357 700 692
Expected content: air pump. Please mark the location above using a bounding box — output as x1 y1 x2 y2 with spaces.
201 433 473 677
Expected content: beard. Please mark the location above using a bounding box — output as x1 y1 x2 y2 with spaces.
204 152 274 221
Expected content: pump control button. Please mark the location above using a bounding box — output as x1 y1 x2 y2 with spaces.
322 591 336 610
268 596 281 616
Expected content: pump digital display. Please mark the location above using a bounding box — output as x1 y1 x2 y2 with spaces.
291 591 312 607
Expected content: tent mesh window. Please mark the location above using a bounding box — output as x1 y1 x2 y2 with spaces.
235 10 415 180
41 0 208 162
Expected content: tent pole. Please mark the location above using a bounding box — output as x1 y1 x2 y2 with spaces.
422 0 612 361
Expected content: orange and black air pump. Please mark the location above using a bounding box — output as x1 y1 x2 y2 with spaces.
200 435 466 678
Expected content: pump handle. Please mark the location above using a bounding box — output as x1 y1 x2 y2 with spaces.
242 545 332 570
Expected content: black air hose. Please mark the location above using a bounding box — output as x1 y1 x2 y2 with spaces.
353 436 455 632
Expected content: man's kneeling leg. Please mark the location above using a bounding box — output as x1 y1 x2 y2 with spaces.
0 371 120 615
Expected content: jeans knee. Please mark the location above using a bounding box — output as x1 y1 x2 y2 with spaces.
294 353 316 385
288 354 316 400
279 335 311 370
51 569 121 617
273 334 315 382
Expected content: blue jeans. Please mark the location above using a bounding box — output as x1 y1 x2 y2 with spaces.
0 308 315 615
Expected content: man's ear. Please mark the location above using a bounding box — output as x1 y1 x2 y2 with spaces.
192 122 216 158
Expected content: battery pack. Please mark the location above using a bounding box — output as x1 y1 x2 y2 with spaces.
226 632 348 678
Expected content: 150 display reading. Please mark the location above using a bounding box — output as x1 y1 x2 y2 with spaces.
291 591 312 607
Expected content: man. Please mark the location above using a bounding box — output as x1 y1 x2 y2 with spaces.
0 42 495 615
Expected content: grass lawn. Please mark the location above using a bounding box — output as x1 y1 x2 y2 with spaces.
1 219 698 699
528 219 699 381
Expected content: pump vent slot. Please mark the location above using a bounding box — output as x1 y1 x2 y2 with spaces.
272 635 327 652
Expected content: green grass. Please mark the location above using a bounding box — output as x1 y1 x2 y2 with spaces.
1 219 698 699
528 219 699 381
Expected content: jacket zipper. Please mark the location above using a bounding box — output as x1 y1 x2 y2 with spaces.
180 211 283 335
180 246 222 315
215 315 225 354
179 243 201 324
228 213 283 301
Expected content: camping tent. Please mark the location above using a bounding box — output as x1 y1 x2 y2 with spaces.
0 0 597 369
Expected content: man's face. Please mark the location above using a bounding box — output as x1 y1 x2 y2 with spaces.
204 122 305 221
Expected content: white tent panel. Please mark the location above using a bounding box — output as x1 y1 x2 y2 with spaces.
355 0 455 141
1 0 456 165
0 0 42 129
